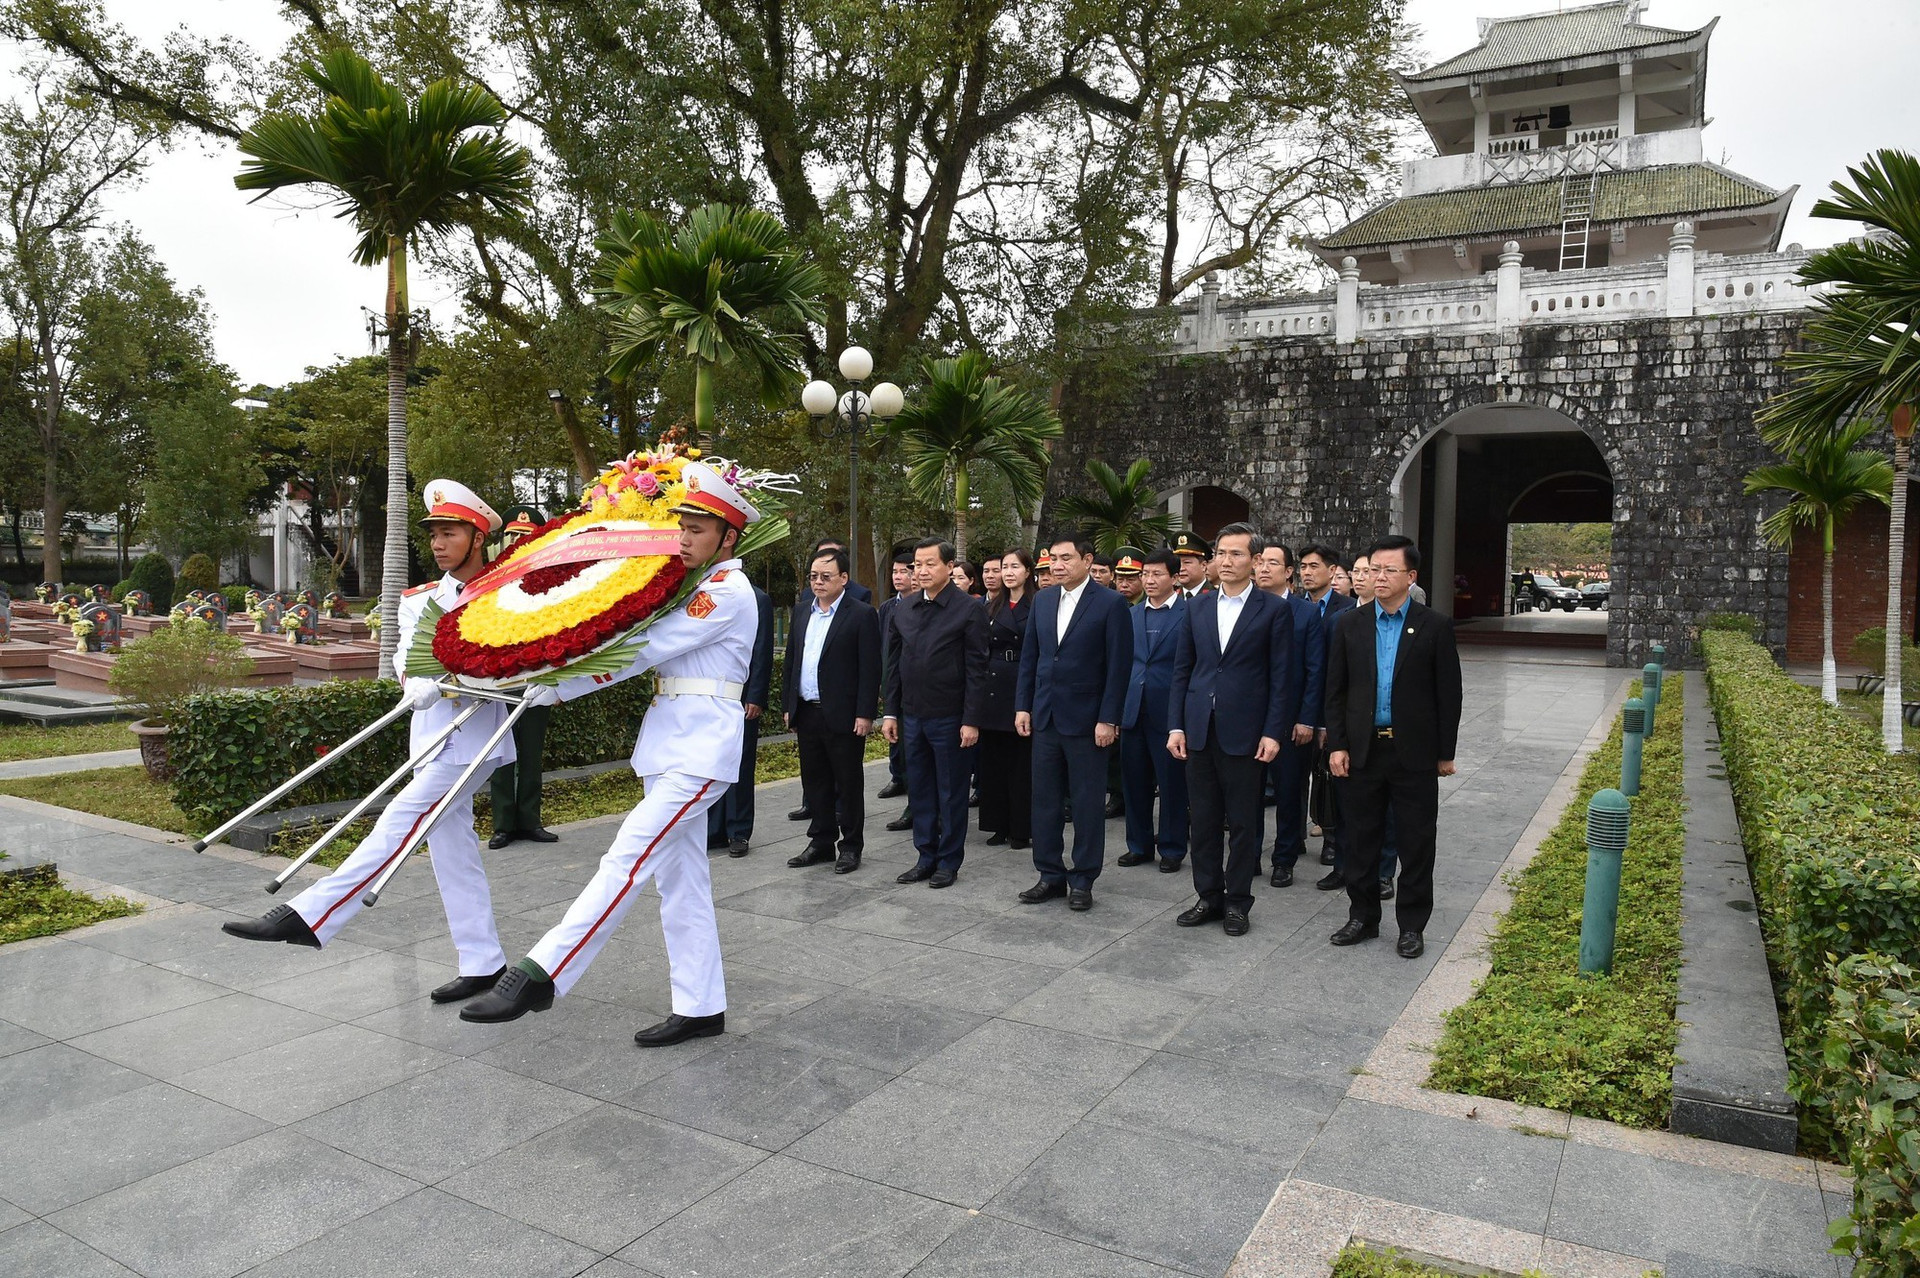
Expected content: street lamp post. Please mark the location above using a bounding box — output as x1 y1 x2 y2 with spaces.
803 347 903 586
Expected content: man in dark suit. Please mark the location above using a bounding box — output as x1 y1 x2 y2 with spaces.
785 538 872 827
1298 543 1358 880
1325 535 1462 959
1118 549 1189 874
877 550 916 825
1015 536 1133 911
707 578 775 857
1256 542 1325 888
1168 523 1294 936
783 546 881 874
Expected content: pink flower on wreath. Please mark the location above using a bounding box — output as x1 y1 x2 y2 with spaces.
635 472 660 497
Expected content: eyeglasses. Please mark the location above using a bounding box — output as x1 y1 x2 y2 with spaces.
1372 566 1411 577
807 572 843 582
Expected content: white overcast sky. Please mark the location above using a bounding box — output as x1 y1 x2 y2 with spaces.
69 0 1920 387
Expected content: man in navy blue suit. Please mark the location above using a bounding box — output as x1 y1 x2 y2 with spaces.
1118 549 1189 874
1255 542 1325 887
1168 523 1295 936
1015 535 1134 911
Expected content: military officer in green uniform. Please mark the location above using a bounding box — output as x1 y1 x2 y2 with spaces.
488 505 558 849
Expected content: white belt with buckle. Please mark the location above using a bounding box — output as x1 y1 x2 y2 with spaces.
656 677 745 699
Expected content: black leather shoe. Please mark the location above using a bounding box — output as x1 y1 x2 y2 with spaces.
1378 879 1395 901
728 838 750 858
1116 850 1152 867
1329 919 1380 947
928 869 957 889
1018 879 1067 904
1271 866 1293 887
1176 901 1226 927
1009 837 1030 850
1223 911 1249 936
459 966 555 1021
886 811 914 832
788 844 834 868
1158 857 1181 873
788 804 811 821
221 905 320 948
524 828 559 843
1103 796 1124 819
877 779 906 799
985 831 1008 846
1320 847 1337 866
634 1012 725 1047
1067 888 1092 911
430 967 506 1003
488 831 517 850
1397 931 1424 959
834 854 861 875
1317 869 1345 891
897 864 935 883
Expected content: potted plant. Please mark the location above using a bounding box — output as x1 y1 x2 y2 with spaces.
107 619 255 781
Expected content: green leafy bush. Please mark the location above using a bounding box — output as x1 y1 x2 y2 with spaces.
1700 610 1760 638
125 552 175 612
108 620 254 726
1427 676 1686 1126
178 553 219 595
219 584 251 612
1816 955 1920 1273
170 674 656 823
1849 628 1920 686
1704 632 1920 1142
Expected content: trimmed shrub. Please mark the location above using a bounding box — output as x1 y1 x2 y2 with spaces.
125 552 174 612
1849 627 1920 686
178 553 218 594
108 620 254 726
1816 955 1920 1272
170 675 656 823
1700 610 1760 638
218 584 251 612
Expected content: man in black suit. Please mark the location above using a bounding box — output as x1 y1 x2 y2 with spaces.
784 546 881 874
1297 543 1357 876
1118 549 1189 873
1325 535 1462 959
1015 535 1133 912
877 550 915 825
1256 542 1325 888
707 578 775 857
1168 523 1294 936
785 538 872 827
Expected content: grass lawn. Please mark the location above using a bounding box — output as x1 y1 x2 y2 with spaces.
0 855 141 944
1425 676 1687 1128
0 719 136 763
0 766 194 833
1328 1244 1556 1277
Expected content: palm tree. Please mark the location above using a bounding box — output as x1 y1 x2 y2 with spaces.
235 49 532 664
1744 422 1893 704
1759 149 1920 750
1055 458 1182 555
593 204 825 448
886 352 1061 560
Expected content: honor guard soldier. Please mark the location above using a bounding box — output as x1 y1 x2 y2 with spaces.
1170 532 1212 599
487 505 558 849
461 462 762 1047
221 481 517 1005
1113 547 1146 605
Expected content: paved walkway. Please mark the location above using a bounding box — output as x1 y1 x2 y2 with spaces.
0 652 1849 1277
0 748 141 780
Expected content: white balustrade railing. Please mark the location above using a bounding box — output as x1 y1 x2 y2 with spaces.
1487 133 1538 155
1693 251 1818 313
1568 125 1620 144
1520 262 1670 321
1357 278 1496 335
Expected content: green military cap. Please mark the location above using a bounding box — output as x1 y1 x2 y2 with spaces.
1168 531 1211 559
1113 546 1145 575
500 505 547 537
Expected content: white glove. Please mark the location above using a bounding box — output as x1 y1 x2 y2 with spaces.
405 679 442 712
520 683 561 708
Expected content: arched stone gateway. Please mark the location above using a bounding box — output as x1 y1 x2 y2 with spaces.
1045 314 1806 665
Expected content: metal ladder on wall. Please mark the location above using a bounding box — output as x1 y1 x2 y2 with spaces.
1558 170 1596 271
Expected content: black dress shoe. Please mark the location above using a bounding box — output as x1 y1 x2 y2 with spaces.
886 811 914 832
1329 919 1380 947
788 844 834 868
728 838 750 858
1067 888 1093 911
1378 879 1395 901
928 869 957 889
1320 847 1337 866
1317 868 1345 891
488 831 517 850
897 864 935 883
1158 856 1181 873
1271 866 1293 887
788 804 812 821
1018 879 1067 904
1176 901 1226 927
1116 850 1152 867
834 855 861 874
1223 910 1249 936
221 905 320 948
1103 796 1124 819
459 966 555 1021
1008 837 1030 850
985 831 1008 847
523 828 559 843
430 967 506 1003
1397 931 1424 959
634 1012 725 1047
877 779 907 799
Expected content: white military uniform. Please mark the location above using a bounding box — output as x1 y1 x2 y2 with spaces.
526 556 755 1009
288 491 515 976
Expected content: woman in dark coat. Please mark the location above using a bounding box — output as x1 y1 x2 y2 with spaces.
976 548 1034 847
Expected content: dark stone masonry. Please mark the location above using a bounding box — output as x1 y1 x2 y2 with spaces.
1049 312 1807 666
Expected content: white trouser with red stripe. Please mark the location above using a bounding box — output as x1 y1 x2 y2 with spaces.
287 758 506 977
527 771 727 1011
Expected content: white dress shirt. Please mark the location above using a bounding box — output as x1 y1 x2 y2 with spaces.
1215 581 1253 651
1055 578 1088 643
797 590 843 702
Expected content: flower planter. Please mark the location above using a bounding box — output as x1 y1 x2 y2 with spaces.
1855 673 1887 695
129 718 174 782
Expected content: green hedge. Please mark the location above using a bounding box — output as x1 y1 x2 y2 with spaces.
170 675 656 823
1426 675 1685 1126
125 552 174 612
1818 955 1920 1271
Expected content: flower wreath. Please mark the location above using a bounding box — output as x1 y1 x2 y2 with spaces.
404 444 795 688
